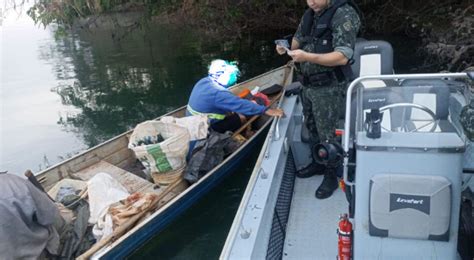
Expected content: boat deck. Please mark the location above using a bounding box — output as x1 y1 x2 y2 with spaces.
282 149 347 259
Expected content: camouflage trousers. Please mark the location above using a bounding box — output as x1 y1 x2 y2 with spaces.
301 81 345 144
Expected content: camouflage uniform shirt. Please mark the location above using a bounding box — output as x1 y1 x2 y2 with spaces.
294 1 361 76
294 1 360 142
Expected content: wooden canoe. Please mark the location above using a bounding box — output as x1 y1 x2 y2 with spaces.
34 65 294 259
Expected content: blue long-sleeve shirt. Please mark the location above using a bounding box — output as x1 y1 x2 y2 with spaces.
187 77 266 122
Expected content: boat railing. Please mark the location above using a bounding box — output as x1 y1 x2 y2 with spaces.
271 83 288 140
343 72 471 186
265 64 294 157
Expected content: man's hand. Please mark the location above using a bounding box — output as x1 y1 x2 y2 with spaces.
276 45 288 55
287 49 308 62
289 50 349 66
265 108 285 117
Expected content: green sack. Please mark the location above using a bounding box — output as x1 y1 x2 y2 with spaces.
128 120 190 173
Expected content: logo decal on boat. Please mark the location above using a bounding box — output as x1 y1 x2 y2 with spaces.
364 45 379 49
368 98 386 103
389 193 431 214
396 197 423 204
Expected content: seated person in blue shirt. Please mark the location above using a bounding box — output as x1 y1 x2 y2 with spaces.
187 59 284 133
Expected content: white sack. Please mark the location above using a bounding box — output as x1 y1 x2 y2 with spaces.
87 172 129 224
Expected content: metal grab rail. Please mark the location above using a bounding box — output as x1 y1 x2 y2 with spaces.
343 72 470 186
264 66 293 157
273 90 287 141
264 87 287 158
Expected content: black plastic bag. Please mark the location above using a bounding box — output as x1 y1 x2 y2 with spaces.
184 130 239 184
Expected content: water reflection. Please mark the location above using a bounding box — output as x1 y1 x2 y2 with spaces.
1 9 285 173
43 22 286 147
1 13 87 173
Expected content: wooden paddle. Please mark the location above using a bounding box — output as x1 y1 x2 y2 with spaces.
77 178 185 260
24 169 55 201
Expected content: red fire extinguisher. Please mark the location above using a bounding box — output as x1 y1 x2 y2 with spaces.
337 213 353 260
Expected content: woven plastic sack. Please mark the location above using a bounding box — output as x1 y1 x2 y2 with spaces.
160 115 208 141
128 120 190 173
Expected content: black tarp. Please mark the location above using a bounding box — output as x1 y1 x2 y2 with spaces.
184 131 239 184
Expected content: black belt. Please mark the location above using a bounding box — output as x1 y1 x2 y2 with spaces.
298 71 337 86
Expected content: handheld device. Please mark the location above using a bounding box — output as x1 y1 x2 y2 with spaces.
274 39 290 53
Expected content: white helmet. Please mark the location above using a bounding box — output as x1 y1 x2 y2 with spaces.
208 59 240 88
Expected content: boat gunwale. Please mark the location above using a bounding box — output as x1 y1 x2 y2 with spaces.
220 95 298 259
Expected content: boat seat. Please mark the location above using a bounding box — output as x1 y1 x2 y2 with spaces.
351 40 395 88
369 174 452 241
72 160 160 194
347 40 397 136
399 79 456 132
71 160 184 205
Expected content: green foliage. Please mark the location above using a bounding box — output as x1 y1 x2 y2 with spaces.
53 26 68 39
26 0 305 32
26 0 473 65
28 0 144 27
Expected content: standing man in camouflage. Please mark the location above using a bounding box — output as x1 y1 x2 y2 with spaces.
277 0 360 199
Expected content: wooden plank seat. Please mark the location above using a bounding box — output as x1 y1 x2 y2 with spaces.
71 160 183 203
72 160 157 194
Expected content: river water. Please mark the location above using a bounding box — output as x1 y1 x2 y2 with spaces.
1 8 425 259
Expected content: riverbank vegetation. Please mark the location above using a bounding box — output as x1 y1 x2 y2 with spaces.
22 0 474 71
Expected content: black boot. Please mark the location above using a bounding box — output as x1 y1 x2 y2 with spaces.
296 162 326 178
315 168 338 199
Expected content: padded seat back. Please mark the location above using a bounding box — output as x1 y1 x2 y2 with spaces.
400 79 453 132
351 40 394 78
400 79 450 120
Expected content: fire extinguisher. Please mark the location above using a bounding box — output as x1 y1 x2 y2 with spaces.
337 213 353 260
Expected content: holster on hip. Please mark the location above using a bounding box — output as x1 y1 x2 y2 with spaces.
297 71 336 87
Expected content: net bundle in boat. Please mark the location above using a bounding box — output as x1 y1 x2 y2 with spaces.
151 165 185 186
